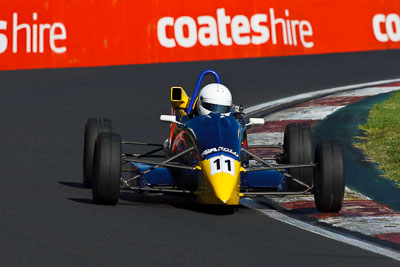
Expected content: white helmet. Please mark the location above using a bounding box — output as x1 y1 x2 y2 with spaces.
197 83 232 116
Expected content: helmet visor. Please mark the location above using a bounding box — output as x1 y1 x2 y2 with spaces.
202 102 231 113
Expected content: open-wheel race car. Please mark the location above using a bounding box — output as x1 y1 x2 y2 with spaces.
83 70 345 213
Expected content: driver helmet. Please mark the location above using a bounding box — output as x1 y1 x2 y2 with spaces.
196 83 232 116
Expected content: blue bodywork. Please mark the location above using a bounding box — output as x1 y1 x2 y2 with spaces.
186 114 241 161
131 69 287 191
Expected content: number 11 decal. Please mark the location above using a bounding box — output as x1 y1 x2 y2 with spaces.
210 155 235 176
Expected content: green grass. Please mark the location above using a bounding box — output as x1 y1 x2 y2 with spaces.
355 90 400 186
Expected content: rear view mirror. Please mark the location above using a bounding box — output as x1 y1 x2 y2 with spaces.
246 118 265 127
160 115 184 126
160 115 177 123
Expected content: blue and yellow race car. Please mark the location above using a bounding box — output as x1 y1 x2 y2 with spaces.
83 70 345 213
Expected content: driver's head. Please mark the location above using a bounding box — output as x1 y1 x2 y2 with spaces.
197 83 232 116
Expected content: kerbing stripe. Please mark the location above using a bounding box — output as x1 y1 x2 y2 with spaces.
247 132 283 146
331 86 400 97
263 105 344 121
241 198 400 261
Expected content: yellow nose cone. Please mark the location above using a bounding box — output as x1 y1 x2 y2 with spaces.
209 172 237 203
197 156 241 205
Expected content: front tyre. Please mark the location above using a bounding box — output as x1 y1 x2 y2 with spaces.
92 132 121 205
314 141 345 212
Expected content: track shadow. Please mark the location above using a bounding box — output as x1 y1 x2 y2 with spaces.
58 181 86 189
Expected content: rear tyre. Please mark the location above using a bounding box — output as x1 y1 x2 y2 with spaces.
92 132 121 205
314 141 345 212
83 118 112 188
283 123 313 191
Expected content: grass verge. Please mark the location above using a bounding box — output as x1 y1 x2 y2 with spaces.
355 90 400 186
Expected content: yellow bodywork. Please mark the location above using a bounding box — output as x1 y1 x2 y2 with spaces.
170 87 189 115
196 157 241 205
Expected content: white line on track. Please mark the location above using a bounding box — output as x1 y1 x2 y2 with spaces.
241 198 400 261
244 78 400 116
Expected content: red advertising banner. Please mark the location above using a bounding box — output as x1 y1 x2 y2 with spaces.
0 0 399 70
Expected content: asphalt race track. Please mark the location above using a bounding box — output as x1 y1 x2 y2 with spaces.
1 50 400 266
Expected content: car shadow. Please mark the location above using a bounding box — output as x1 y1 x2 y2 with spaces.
286 207 320 215
63 185 244 215
119 191 243 215
58 181 86 189
68 198 94 205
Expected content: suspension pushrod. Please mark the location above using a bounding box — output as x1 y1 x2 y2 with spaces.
123 146 195 183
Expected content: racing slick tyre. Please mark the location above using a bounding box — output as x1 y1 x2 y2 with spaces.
283 123 313 191
314 141 345 212
83 117 112 188
92 132 121 205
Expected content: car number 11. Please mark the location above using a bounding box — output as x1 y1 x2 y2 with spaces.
209 155 235 176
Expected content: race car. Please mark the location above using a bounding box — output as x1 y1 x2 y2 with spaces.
82 69 345 213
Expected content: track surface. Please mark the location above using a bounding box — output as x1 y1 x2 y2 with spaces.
1 50 400 266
